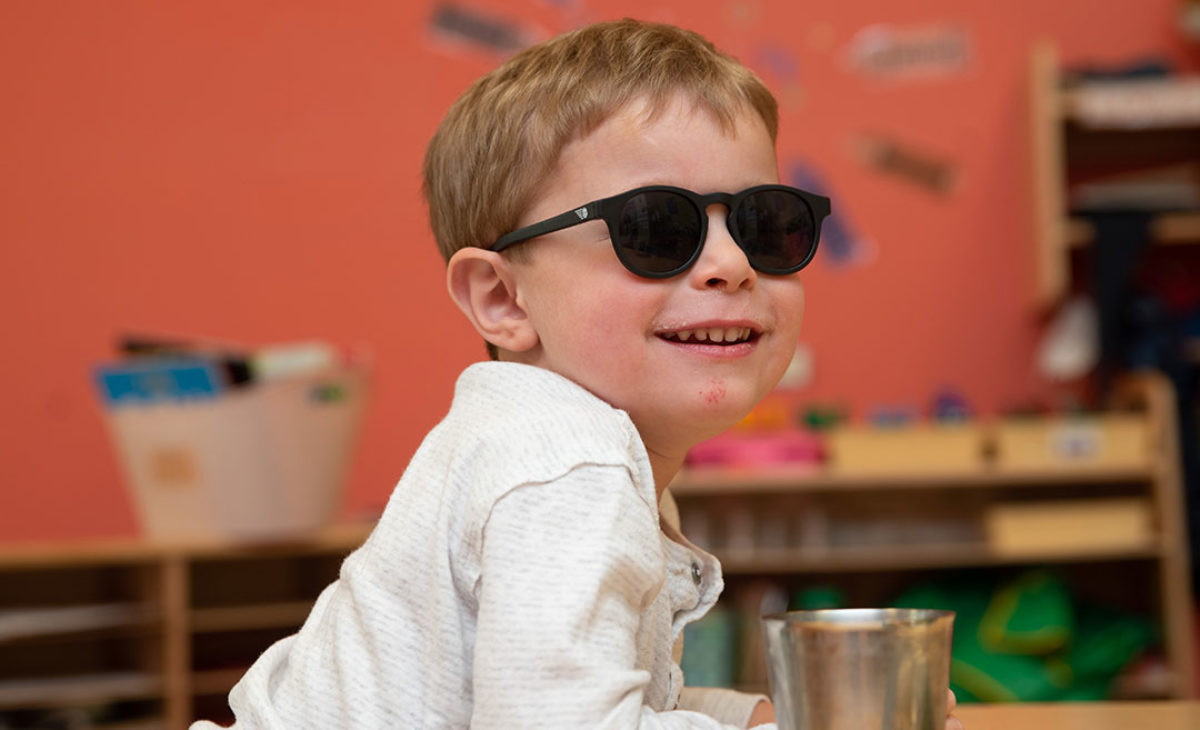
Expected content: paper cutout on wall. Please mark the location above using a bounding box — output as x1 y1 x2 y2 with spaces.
429 2 538 55
852 134 958 195
845 24 971 81
755 44 799 80
726 1 760 28
786 161 873 268
753 43 805 108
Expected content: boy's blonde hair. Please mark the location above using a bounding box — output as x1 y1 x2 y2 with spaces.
422 18 779 262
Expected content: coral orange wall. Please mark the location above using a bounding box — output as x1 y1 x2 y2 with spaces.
1 1 1195 542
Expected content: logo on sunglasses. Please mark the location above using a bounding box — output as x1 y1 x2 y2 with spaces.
574 207 589 220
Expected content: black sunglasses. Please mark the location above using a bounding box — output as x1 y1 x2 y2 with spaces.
491 184 831 279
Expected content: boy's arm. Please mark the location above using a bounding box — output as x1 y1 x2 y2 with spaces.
472 464 773 729
677 688 771 728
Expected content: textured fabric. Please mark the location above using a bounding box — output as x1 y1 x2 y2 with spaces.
191 361 772 729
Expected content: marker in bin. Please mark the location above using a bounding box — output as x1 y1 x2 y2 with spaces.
117 334 255 391
96 359 225 406
98 336 354 405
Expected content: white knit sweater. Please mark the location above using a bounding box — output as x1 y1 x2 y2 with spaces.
192 362 771 729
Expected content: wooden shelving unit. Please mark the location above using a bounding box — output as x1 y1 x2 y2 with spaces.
1029 40 1200 308
0 524 371 729
1020 39 1199 699
710 540 1164 574
671 372 1196 700
674 463 1156 494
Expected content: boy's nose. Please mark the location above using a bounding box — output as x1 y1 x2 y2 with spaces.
688 205 756 291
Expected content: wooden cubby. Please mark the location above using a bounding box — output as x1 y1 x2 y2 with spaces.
1029 40 1200 309
0 525 370 729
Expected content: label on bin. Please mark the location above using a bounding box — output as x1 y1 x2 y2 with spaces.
95 360 223 405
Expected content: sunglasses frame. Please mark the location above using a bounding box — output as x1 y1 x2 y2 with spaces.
491 184 832 279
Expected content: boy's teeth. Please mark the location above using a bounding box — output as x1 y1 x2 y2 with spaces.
665 327 752 343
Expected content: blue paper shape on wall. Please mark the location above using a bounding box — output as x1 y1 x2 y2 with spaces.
786 161 864 267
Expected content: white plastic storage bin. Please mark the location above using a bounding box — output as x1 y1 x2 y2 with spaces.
97 362 368 542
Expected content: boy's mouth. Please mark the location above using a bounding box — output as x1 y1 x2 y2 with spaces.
656 326 758 345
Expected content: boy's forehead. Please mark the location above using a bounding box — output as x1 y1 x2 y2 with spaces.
557 94 765 174
609 93 748 137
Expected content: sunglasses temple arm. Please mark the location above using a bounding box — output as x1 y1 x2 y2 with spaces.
491 203 600 252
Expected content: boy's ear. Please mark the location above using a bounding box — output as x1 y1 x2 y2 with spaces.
446 247 539 354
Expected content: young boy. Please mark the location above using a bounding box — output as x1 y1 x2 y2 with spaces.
193 19 958 729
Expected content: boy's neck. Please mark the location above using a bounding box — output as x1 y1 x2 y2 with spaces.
646 449 685 502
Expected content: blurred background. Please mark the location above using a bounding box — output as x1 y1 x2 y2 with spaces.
2 1 1199 728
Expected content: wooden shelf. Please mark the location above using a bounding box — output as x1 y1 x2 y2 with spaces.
713 539 1163 574
190 667 249 696
0 522 372 570
1030 41 1200 306
672 463 1154 495
0 671 162 709
0 602 158 642
190 600 319 633
0 527 365 726
1066 211 1200 248
1060 79 1200 129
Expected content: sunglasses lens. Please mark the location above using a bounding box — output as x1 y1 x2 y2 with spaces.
735 189 817 273
614 191 702 275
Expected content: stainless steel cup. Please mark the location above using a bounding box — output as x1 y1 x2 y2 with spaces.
761 608 955 730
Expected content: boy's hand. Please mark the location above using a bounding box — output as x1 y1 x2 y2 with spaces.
747 699 774 726
946 688 964 730
747 690 962 729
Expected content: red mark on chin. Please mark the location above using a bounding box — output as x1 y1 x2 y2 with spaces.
703 380 727 404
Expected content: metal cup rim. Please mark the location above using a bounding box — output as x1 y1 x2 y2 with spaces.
761 607 955 628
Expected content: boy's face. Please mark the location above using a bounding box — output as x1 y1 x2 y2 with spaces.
504 95 806 469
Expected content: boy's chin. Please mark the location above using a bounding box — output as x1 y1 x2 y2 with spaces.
672 399 761 445
623 382 770 453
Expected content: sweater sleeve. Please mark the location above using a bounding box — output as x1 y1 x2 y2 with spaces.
471 464 765 729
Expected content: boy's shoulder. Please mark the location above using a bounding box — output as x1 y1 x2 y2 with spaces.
440 361 647 482
450 361 632 439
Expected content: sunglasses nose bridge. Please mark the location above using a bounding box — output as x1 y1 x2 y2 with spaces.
690 198 757 287
698 191 750 250
693 190 733 241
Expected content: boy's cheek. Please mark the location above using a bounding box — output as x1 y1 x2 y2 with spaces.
768 280 806 337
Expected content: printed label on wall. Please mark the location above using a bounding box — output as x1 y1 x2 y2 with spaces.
851 134 959 195
845 24 971 81
428 2 541 55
